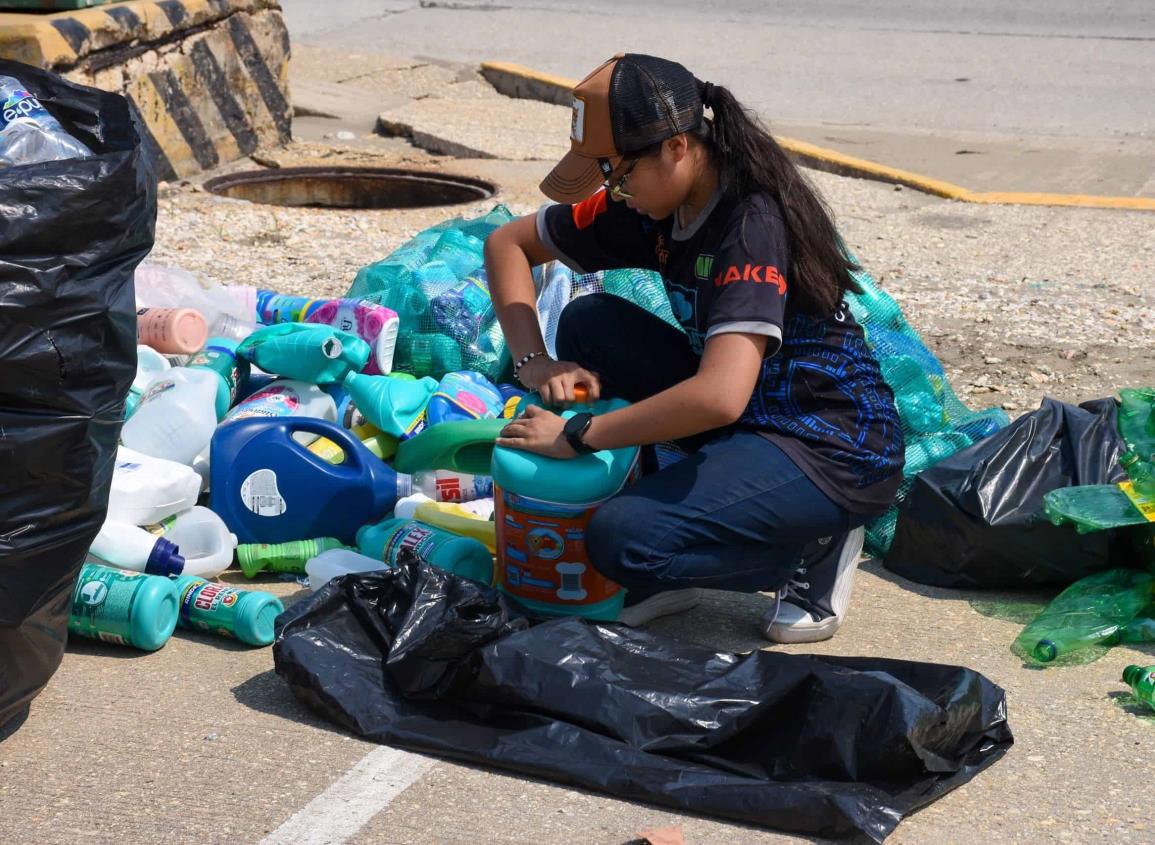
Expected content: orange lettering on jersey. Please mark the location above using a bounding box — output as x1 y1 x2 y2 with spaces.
572 189 608 230
713 264 787 295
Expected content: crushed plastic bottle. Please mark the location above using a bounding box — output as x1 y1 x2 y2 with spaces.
1013 569 1155 664
0 75 93 167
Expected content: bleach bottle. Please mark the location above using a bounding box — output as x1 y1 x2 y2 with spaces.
173 576 284 647
357 518 493 584
492 395 638 621
68 563 179 651
210 417 407 544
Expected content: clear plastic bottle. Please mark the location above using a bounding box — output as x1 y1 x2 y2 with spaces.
0 76 93 167
305 548 390 592
134 264 258 342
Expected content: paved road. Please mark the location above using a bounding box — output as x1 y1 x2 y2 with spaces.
281 0 1155 195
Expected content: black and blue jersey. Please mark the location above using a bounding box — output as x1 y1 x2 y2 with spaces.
537 186 904 515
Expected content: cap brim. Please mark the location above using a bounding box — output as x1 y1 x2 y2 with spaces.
540 151 610 204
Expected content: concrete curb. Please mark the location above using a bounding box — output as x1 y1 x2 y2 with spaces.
480 60 1155 213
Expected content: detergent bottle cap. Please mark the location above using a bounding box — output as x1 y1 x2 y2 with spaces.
146 537 186 577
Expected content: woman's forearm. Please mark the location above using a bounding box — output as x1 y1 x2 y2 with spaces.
581 375 737 450
484 226 548 362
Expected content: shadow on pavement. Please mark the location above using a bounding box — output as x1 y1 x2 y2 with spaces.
232 668 355 737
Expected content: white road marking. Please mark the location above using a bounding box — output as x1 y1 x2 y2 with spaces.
259 746 435 845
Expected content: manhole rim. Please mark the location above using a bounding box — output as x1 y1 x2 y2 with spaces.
202 165 497 205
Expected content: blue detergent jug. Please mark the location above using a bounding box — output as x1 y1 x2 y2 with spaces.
425 371 505 426
491 395 639 621
209 417 406 544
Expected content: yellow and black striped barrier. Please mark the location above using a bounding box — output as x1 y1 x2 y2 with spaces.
0 0 291 179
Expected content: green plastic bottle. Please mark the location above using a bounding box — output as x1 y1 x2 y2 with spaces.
69 563 179 651
173 575 285 647
187 337 248 419
1122 664 1155 712
357 518 493 584
237 537 351 578
1014 569 1155 663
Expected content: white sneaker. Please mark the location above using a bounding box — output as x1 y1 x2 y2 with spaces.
761 527 865 644
616 588 703 627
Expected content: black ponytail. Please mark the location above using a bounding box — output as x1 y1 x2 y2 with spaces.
696 83 861 316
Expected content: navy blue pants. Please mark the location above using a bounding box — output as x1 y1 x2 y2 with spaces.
556 293 852 595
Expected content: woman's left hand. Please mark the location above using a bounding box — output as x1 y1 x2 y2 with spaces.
496 405 576 459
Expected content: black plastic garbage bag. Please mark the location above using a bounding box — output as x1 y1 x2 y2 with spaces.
885 397 1131 589
0 59 156 735
274 554 1013 843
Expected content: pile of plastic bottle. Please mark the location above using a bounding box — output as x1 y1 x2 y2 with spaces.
843 258 1011 556
346 205 677 382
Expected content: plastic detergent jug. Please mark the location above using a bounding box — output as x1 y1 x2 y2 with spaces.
343 372 438 440
236 536 350 578
210 417 407 544
88 520 185 577
306 548 390 592
223 379 337 425
491 395 638 620
187 337 248 419
237 323 370 384
107 446 202 525
392 417 507 476
126 345 171 419
172 576 284 647
120 367 220 466
255 292 400 376
425 371 505 427
357 518 493 584
151 506 238 579
68 563 179 651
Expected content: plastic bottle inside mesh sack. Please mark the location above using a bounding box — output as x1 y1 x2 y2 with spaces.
0 76 92 167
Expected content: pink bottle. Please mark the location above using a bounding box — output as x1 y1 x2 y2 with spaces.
137 307 209 355
256 292 399 375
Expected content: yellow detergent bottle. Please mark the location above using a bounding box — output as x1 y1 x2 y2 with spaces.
395 494 496 553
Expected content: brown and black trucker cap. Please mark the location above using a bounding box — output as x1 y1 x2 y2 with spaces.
540 53 705 203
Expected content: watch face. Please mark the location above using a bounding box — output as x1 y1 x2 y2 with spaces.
564 413 592 436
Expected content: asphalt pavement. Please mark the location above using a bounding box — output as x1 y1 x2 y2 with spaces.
280 0 1155 197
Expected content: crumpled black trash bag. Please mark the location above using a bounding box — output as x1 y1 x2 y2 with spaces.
0 59 156 735
885 397 1132 589
274 553 1013 843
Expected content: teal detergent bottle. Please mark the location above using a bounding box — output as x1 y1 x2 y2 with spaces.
491 394 639 621
187 337 249 419
69 563 179 651
357 518 493 584
343 371 438 439
173 575 285 647
237 323 370 384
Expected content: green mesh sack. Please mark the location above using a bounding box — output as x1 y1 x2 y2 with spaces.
347 205 515 380
845 257 1010 556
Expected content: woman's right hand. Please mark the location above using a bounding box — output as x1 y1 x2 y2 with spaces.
518 356 602 407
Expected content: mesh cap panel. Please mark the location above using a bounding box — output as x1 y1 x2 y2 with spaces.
609 54 703 155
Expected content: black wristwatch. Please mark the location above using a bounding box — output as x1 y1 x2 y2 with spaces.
563 412 596 455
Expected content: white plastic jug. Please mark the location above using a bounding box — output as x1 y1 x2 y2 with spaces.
223 378 338 424
153 506 238 578
121 368 220 466
305 548 388 592
89 520 185 577
107 446 202 526
126 345 171 418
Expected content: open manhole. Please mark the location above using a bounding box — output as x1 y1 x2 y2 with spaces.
203 167 496 209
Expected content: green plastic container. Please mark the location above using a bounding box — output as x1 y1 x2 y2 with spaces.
69 563 179 651
237 537 350 578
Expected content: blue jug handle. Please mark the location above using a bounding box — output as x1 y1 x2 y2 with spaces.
282 417 367 474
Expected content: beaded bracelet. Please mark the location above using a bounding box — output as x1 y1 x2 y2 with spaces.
513 350 548 385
